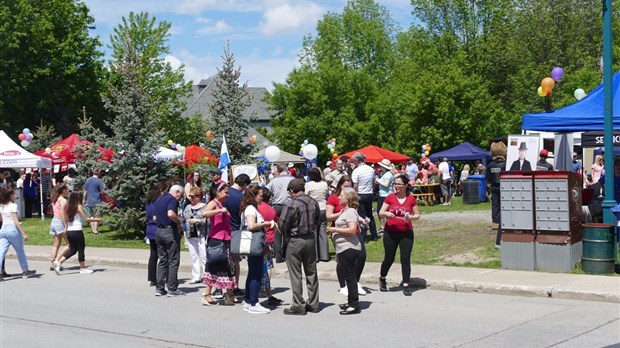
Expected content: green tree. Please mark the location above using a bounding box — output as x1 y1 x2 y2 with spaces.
0 0 105 135
79 48 175 236
28 122 62 153
108 11 197 145
203 43 256 164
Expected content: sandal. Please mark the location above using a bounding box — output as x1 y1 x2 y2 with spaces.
224 294 241 305
201 294 218 306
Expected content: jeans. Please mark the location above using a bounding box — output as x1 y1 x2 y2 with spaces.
358 194 377 239
380 229 414 284
337 248 360 307
245 255 264 305
0 226 29 271
155 226 181 292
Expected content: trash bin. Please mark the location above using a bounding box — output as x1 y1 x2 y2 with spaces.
467 174 487 202
582 223 615 274
462 180 479 204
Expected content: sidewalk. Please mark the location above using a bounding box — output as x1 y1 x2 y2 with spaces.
6 245 620 303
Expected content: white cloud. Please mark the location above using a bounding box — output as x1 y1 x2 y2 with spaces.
175 0 264 14
196 19 233 35
259 3 326 36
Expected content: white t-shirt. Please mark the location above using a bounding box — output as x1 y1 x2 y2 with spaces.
242 205 264 228
0 203 17 228
304 181 329 210
438 161 451 181
352 163 375 194
67 213 84 231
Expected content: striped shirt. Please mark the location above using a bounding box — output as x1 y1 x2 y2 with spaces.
279 194 320 237
267 174 294 205
352 163 375 194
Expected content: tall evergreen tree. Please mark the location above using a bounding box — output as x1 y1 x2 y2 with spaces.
204 43 256 164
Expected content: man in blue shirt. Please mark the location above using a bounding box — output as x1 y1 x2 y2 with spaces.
83 169 105 234
154 184 185 297
223 173 251 297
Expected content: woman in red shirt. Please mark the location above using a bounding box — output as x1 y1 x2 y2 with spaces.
378 174 420 296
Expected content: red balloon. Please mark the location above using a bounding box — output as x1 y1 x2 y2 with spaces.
18 133 25 141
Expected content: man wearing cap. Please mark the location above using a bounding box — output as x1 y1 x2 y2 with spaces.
323 161 332 177
207 168 224 201
279 178 321 315
287 163 298 177
351 152 378 241
509 142 532 171
154 184 185 297
438 157 453 205
536 149 554 171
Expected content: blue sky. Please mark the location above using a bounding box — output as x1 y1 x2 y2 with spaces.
83 0 414 89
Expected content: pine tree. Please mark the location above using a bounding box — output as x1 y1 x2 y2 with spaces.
79 46 176 236
204 43 256 164
29 122 62 153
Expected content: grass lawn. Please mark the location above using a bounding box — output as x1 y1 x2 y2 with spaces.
20 217 148 250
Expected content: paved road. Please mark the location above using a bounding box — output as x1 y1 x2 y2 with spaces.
1 260 619 347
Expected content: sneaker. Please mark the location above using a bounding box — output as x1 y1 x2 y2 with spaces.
149 281 157 287
338 287 348 296
247 303 270 314
79 268 94 274
155 290 167 297
243 302 251 311
212 289 224 299
442 202 449 206
377 228 384 237
22 270 36 279
357 283 367 295
403 285 413 296
379 277 388 292
53 261 61 275
167 289 186 297
233 288 244 297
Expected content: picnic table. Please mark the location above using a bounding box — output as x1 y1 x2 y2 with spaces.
411 183 440 206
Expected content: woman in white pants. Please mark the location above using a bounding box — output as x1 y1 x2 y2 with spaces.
183 187 208 284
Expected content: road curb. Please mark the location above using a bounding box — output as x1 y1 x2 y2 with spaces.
8 253 619 304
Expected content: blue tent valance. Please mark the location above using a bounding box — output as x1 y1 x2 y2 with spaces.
429 142 490 166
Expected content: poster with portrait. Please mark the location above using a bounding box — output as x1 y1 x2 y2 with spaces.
231 164 259 183
507 135 539 171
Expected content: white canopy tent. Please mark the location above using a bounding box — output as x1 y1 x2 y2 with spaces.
0 130 52 219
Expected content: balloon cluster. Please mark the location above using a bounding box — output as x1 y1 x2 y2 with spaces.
421 143 431 158
298 139 309 156
18 128 34 147
167 139 186 153
205 130 214 141
248 134 257 144
537 66 563 97
327 138 338 159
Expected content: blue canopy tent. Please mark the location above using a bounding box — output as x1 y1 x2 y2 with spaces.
429 142 490 166
522 71 620 132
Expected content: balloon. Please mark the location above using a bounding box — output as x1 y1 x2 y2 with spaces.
330 148 335 153
252 135 257 141
541 77 555 93
302 144 318 160
265 145 281 162
23 128 30 135
421 153 425 158
171 143 177 149
425 150 430 156
25 134 33 141
168 139 173 145
298 151 303 156
422 145 427 150
537 86 546 97
550 67 564 82
303 139 308 145
574 88 586 100
45 147 52 154
332 138 336 142
18 133 25 141
248 137 254 143
178 146 185 153
21 140 29 147
206 130 214 140
332 153 338 159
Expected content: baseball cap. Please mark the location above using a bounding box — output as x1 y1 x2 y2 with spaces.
539 149 548 157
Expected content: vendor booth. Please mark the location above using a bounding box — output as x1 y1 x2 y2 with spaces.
429 141 490 166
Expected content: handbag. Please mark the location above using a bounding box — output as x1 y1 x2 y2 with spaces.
206 238 228 264
316 211 331 262
230 211 265 256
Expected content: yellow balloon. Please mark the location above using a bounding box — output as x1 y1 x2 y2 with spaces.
252 135 257 141
330 148 335 153
167 139 173 145
537 86 545 97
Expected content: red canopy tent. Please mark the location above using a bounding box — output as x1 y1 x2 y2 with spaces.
340 145 409 163
35 134 114 167
179 145 218 166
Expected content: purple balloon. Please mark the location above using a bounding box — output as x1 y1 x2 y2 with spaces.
551 67 564 82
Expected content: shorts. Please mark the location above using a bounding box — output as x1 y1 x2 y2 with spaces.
440 179 452 196
86 206 100 218
49 217 65 235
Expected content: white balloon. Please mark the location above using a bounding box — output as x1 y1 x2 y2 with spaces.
303 144 318 160
574 88 586 101
20 140 30 147
45 147 52 154
264 145 281 162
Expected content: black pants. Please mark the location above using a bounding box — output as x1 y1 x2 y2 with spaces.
380 230 414 284
337 233 366 287
155 226 181 292
491 186 501 224
65 229 86 262
337 248 360 307
24 196 35 218
148 238 157 282
358 193 377 239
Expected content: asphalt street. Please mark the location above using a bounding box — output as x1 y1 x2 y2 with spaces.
1 260 619 348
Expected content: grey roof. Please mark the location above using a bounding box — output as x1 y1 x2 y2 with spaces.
182 76 272 122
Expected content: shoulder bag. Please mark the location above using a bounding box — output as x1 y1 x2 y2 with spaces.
206 238 228 264
231 209 265 256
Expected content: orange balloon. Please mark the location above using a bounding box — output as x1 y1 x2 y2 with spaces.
332 138 336 142
332 153 338 158
541 77 555 93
